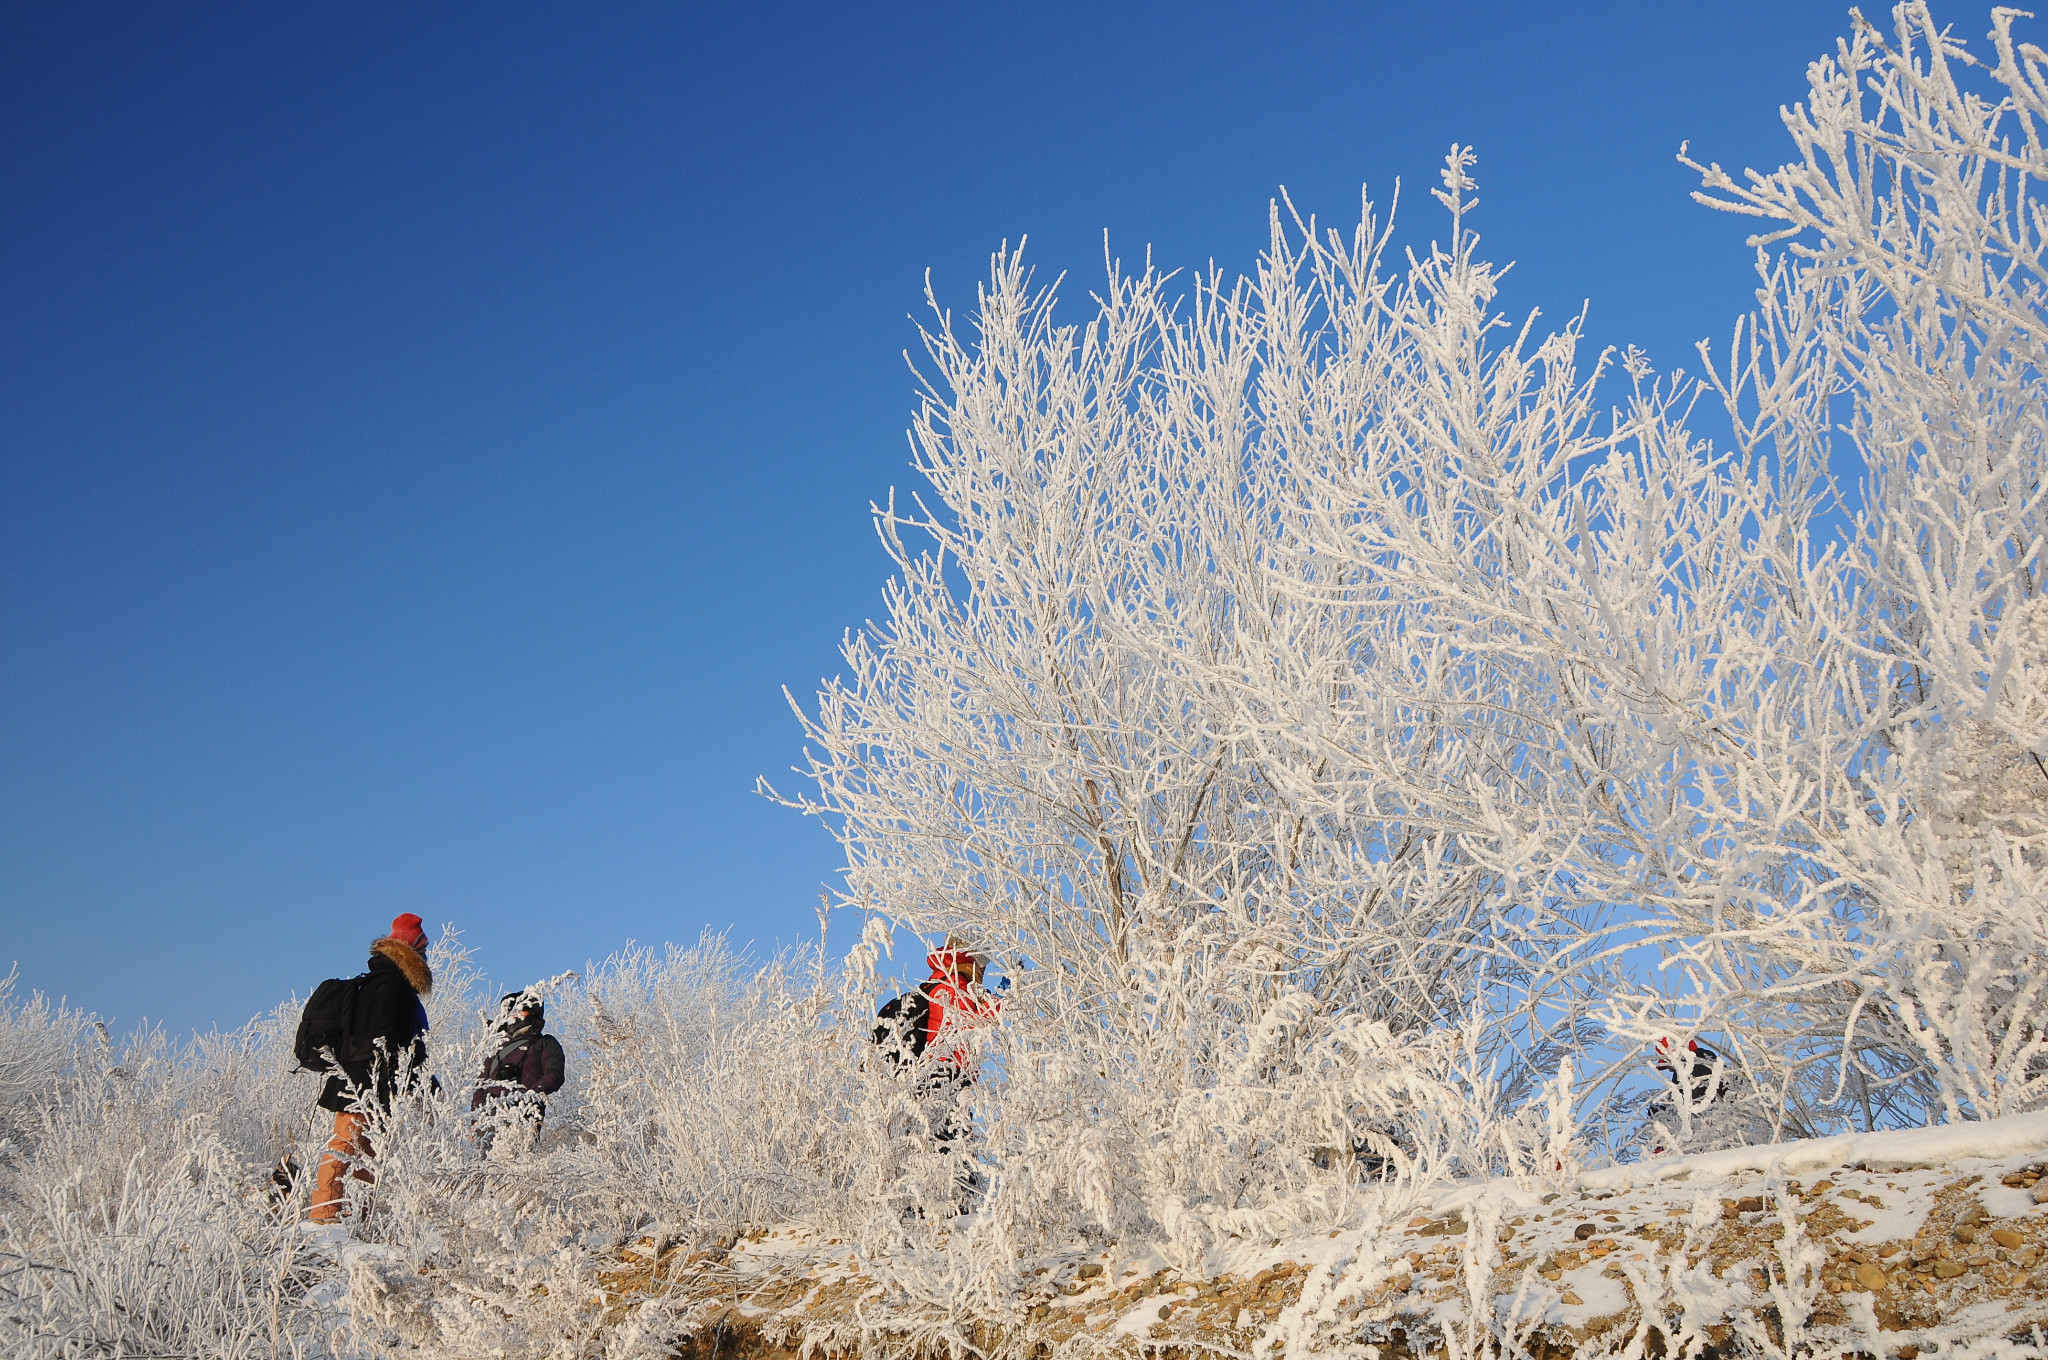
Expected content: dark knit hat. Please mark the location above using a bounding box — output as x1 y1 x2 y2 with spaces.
498 990 544 1032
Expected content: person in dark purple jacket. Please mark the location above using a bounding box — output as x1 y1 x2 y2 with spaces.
471 990 566 1152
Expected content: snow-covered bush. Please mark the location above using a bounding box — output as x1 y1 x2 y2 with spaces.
565 932 874 1243
0 972 343 1358
0 970 88 1153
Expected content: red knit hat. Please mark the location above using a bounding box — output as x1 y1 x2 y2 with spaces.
390 913 429 951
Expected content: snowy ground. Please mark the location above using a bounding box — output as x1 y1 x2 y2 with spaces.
610 1112 2048 1360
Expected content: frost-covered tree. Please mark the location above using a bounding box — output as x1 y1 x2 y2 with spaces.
783 2 2048 1173
1610 0 2048 1129
772 144 1775 1240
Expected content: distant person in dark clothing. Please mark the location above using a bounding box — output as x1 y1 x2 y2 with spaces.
471 990 565 1153
1652 1036 1723 1109
1642 1034 1739 1157
308 913 434 1224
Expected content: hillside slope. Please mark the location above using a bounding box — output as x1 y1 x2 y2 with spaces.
595 1113 2048 1360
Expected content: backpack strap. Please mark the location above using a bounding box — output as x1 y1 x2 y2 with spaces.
486 1035 543 1084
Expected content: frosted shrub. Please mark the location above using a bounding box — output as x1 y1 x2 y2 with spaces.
566 933 872 1245
0 978 342 1358
1 1135 334 1360
0 972 89 1160
0 929 875 1357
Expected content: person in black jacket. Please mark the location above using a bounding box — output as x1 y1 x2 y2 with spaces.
471 990 565 1153
308 913 434 1224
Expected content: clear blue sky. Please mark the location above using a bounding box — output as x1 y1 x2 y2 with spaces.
3 1 1862 1034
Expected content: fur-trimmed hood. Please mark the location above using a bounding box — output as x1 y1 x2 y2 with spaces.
370 936 433 995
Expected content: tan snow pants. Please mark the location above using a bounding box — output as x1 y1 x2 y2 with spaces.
309 1110 374 1223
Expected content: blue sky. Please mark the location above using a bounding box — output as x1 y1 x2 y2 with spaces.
3 1 1862 1034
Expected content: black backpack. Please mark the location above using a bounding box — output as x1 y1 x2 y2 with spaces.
871 985 931 1068
294 974 374 1073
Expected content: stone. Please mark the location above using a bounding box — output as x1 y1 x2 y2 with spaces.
1855 1263 1889 1291
1077 1264 1103 1279
2032 1183 2048 1204
1935 1261 1967 1279
1560 1291 1583 1306
1574 1223 1597 1240
1736 1196 1765 1213
1992 1229 2023 1249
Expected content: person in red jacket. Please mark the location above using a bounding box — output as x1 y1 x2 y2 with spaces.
920 937 1000 1075
914 937 999 1182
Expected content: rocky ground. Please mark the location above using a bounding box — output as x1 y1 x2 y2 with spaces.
594 1115 2048 1359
